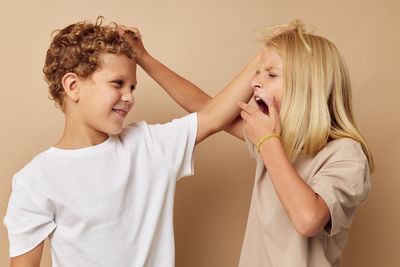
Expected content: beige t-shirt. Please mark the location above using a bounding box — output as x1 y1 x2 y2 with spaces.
239 138 370 267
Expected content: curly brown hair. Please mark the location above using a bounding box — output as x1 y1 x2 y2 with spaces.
43 16 135 111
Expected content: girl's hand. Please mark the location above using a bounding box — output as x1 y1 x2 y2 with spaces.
116 26 149 62
238 97 282 146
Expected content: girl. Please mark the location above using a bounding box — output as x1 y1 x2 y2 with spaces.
121 20 373 267
236 21 374 267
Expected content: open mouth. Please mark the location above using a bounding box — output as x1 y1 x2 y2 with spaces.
254 96 269 115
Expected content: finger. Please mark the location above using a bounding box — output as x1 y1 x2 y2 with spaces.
126 27 139 33
267 96 279 119
238 101 247 109
238 101 257 114
116 26 136 41
125 27 141 39
240 110 250 120
116 25 125 36
124 30 139 41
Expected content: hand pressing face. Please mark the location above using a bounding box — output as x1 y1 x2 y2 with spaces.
238 46 283 146
252 46 283 116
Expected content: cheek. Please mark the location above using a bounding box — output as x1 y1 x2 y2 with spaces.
269 85 283 99
101 90 121 108
109 92 121 104
271 85 283 111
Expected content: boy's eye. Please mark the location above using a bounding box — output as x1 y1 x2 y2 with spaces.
112 80 123 87
130 85 136 92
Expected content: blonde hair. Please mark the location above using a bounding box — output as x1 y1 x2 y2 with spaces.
43 16 135 111
265 20 374 172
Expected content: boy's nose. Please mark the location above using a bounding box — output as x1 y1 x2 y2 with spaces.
121 90 134 104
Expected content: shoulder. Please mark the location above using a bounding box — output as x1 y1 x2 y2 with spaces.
12 149 54 189
300 138 370 180
318 138 367 164
148 113 197 130
121 114 197 139
118 120 150 142
122 120 149 134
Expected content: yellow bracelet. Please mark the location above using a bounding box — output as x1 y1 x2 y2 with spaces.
257 134 281 153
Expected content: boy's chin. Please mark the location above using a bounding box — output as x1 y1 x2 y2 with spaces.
102 123 124 135
108 127 123 135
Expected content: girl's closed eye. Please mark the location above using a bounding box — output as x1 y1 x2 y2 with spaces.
269 73 278 78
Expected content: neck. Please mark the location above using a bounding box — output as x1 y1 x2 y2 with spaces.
54 116 109 149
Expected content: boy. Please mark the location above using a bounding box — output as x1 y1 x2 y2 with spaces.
3 17 256 266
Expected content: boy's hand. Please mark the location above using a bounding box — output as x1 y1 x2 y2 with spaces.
238 97 282 146
116 26 149 63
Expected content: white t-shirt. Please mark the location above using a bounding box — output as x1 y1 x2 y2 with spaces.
4 113 197 267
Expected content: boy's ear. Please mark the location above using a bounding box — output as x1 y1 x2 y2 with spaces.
62 73 80 102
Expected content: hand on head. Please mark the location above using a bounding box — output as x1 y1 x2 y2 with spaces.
116 26 148 61
238 97 282 146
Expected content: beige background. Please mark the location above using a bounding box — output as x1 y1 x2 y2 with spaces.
1 0 399 266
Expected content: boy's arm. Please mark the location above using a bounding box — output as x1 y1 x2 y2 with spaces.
10 241 44 267
139 53 246 140
118 28 245 140
195 56 257 143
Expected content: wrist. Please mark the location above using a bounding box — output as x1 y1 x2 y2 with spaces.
257 134 281 153
135 51 151 66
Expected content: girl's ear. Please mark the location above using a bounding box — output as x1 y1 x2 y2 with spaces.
62 73 80 102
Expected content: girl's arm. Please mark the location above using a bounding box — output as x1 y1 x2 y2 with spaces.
10 241 44 267
239 99 331 237
118 27 246 140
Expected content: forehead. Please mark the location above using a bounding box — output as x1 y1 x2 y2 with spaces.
258 46 283 71
96 53 136 77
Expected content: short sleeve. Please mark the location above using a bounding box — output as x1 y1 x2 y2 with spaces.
148 113 197 179
310 160 370 236
3 177 56 257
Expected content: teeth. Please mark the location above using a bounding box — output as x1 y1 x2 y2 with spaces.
255 97 261 101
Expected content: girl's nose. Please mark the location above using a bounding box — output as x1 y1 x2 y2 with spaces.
251 76 262 90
